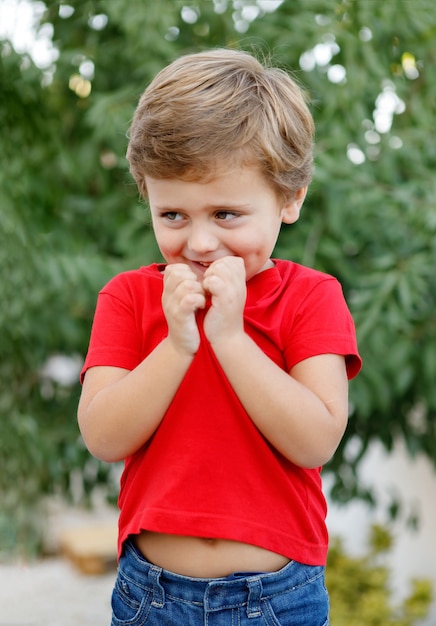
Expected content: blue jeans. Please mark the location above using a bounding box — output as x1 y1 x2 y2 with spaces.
111 539 329 625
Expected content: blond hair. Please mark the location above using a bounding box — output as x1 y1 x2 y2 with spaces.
127 48 314 200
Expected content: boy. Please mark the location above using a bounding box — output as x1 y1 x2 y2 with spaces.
78 48 361 625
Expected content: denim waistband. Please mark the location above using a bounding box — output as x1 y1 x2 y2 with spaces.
121 539 319 615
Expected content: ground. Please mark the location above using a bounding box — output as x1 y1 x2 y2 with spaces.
0 498 118 626
0 557 114 626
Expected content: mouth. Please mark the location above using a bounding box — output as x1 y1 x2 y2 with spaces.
191 260 213 270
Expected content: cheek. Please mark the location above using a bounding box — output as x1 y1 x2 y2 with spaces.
153 228 182 253
232 228 278 256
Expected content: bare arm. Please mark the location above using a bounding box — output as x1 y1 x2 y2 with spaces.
210 340 348 468
203 257 349 468
78 341 193 462
78 264 206 462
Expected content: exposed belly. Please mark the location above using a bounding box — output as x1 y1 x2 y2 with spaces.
134 531 290 578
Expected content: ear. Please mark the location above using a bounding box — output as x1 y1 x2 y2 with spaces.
281 187 307 224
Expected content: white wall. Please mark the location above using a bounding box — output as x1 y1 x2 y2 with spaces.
326 439 436 625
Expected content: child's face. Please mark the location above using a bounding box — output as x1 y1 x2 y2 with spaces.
146 165 306 281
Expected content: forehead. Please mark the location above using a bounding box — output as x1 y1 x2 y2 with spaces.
145 165 275 208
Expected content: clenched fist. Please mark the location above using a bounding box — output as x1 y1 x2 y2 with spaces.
162 264 206 355
202 256 247 346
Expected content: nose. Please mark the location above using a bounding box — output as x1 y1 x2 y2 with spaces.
187 223 219 255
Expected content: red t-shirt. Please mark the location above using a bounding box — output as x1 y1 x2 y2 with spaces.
81 260 361 565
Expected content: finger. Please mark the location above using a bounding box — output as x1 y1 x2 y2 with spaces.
182 291 206 311
164 264 198 286
202 273 223 295
204 256 245 279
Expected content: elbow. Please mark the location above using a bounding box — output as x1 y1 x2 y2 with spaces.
81 435 125 464
79 429 120 464
301 428 346 469
291 446 338 469
299 447 337 469
78 413 124 464
285 425 346 469
84 442 124 464
275 440 335 469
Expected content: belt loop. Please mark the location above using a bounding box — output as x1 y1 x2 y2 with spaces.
247 577 262 618
148 565 165 608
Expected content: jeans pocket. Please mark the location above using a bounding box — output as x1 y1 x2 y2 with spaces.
263 596 329 626
262 564 329 626
111 571 153 626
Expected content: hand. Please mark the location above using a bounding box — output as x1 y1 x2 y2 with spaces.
162 264 206 355
202 256 247 346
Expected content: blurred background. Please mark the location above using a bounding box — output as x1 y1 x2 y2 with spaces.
1 0 435 623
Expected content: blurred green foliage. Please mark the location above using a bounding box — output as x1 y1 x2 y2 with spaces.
1 0 436 555
327 525 433 625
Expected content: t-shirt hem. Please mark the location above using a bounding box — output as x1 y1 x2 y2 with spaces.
117 509 328 567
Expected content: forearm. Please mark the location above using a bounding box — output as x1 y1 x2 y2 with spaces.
211 332 348 468
78 337 194 462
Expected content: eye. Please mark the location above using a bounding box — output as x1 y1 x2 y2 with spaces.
161 211 182 221
215 211 239 221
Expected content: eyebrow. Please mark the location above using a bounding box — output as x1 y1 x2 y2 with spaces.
152 202 251 211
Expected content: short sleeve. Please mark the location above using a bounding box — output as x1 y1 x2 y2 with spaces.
283 277 361 379
80 268 166 382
